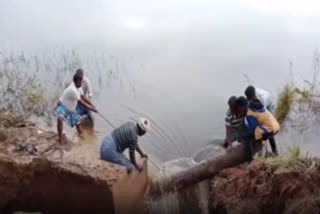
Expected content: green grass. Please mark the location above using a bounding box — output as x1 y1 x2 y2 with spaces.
0 110 25 128
274 84 296 126
288 144 301 160
257 145 311 174
294 88 312 103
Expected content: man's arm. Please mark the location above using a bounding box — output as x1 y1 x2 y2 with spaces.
136 144 147 158
129 141 142 171
81 95 93 106
78 99 98 113
225 125 233 148
129 149 142 171
224 110 233 148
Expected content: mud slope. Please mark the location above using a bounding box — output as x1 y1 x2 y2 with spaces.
0 120 148 214
209 158 320 214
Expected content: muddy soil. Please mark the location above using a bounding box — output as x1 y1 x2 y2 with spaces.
0 114 135 214
209 158 320 214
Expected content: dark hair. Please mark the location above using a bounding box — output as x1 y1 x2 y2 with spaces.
73 73 83 82
245 86 256 100
228 96 237 107
235 96 248 107
75 68 84 77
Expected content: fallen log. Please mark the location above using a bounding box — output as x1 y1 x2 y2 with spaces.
175 143 252 190
149 143 255 197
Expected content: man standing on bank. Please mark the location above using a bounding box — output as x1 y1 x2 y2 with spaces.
56 72 98 144
100 118 150 173
74 68 94 121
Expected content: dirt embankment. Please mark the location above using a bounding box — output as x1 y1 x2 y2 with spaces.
209 158 320 214
0 113 148 214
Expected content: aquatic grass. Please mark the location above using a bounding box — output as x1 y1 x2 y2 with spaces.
274 84 296 126
288 144 301 161
0 49 129 126
0 110 25 128
258 144 302 163
26 92 44 107
257 144 311 174
294 88 312 105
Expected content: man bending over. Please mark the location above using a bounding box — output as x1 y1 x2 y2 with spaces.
100 118 150 173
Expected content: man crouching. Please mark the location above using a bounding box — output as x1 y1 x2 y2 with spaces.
100 118 150 173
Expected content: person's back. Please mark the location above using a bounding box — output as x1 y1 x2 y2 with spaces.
255 88 275 113
100 118 150 173
246 100 280 141
82 76 93 99
112 122 138 153
225 109 244 129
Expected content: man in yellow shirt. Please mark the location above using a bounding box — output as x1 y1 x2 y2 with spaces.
233 97 280 159
245 86 278 155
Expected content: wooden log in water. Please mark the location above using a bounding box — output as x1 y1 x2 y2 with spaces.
175 143 252 190
148 143 254 198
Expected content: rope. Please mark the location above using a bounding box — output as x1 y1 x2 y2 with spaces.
148 158 161 170
98 113 116 129
38 146 64 159
14 144 64 160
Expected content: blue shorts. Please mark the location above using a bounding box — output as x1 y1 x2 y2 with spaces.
56 103 79 127
100 135 134 173
76 103 90 116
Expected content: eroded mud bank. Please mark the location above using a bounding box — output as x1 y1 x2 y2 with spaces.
0 118 148 214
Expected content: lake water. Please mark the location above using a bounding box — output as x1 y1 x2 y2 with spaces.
1 0 320 164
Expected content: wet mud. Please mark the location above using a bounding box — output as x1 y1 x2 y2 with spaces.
0 114 148 214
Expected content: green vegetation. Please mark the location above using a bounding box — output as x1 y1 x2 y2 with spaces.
274 81 317 129
288 144 301 160
295 88 313 104
274 50 320 129
26 92 44 107
274 84 296 126
0 49 120 126
0 51 75 122
0 54 47 117
0 110 25 128
256 144 312 175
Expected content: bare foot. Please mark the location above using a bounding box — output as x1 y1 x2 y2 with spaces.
58 134 69 144
78 133 85 140
58 137 63 144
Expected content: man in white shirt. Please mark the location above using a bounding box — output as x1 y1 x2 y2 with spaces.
245 86 275 113
56 73 98 144
75 69 94 121
76 68 93 100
